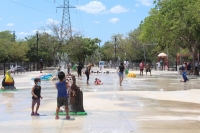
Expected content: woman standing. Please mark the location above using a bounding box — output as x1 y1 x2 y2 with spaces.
85 64 93 85
118 63 125 86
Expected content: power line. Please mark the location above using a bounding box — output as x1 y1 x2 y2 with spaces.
9 0 54 13
57 0 76 37
76 0 85 33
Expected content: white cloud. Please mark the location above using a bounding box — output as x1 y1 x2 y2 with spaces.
109 5 128 14
135 3 140 7
71 27 78 32
31 30 52 34
109 18 119 24
46 19 60 25
18 32 29 35
44 30 52 34
31 30 39 33
6 23 14 27
137 0 153 6
94 21 100 24
77 1 106 14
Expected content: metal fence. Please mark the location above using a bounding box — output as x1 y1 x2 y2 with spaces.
94 61 178 71
0 62 53 75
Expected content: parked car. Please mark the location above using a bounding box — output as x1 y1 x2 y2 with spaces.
9 66 26 73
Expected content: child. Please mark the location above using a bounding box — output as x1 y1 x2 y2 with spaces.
57 66 61 72
55 71 70 120
180 70 189 82
94 78 103 85
31 78 43 116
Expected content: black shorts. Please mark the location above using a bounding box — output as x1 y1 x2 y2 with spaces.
57 97 68 107
146 69 151 72
78 71 82 75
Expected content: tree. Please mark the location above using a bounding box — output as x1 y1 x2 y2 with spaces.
64 36 100 66
140 0 200 70
0 31 28 62
101 41 115 61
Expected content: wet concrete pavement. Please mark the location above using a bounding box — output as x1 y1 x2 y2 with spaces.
1 69 200 133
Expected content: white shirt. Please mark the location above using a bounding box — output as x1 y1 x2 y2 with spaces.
195 62 198 67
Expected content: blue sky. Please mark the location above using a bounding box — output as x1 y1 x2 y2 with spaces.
0 0 154 45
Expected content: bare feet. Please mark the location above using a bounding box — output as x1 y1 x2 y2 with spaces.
55 116 59 120
66 116 70 120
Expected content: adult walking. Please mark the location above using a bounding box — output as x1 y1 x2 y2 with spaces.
67 63 71 74
118 63 125 86
195 60 199 75
39 59 43 73
85 64 93 85
77 63 83 79
139 61 145 76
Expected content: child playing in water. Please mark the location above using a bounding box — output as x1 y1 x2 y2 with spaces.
31 78 43 116
94 78 103 85
55 71 70 120
180 70 189 82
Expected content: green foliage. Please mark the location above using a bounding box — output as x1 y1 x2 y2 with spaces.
25 32 65 62
0 31 28 62
101 41 115 61
64 36 100 65
140 0 200 62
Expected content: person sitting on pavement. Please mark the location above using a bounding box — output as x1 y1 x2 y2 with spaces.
180 70 189 82
94 78 103 85
1 70 16 89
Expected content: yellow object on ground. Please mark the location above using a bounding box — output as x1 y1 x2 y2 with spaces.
5 71 14 83
127 72 136 78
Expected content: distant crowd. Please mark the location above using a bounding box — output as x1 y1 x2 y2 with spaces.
180 59 199 76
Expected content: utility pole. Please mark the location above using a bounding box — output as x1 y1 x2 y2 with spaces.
143 44 146 64
115 36 117 61
36 31 39 71
99 42 101 61
57 0 75 37
13 31 15 41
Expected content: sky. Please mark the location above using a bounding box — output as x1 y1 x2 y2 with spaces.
0 0 154 45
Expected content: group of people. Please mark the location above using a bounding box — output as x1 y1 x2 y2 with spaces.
58 63 102 85
31 71 71 119
181 60 200 76
139 61 152 76
31 64 103 119
180 62 192 75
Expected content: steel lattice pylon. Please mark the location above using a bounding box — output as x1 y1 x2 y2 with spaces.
57 0 75 37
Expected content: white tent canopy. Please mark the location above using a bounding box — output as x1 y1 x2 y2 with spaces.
158 52 167 57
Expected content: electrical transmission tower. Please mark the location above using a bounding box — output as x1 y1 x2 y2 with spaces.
57 0 75 37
